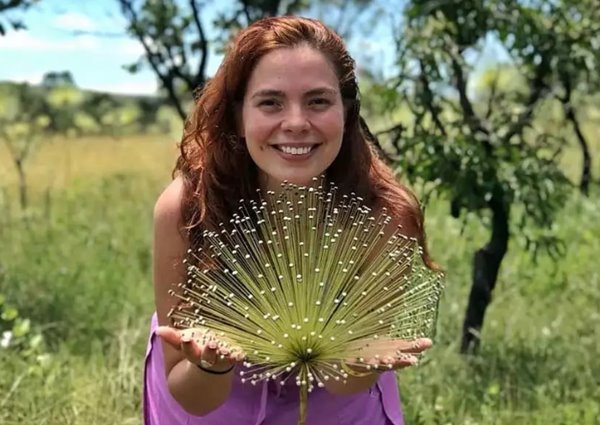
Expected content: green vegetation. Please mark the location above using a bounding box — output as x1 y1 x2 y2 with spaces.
0 130 598 423
0 1 598 422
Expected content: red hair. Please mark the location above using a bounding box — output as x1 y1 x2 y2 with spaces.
174 16 436 269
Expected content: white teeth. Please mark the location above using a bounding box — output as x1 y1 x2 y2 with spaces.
279 145 313 155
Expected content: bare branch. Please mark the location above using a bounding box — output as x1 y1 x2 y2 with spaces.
449 55 490 138
558 73 592 195
189 0 208 89
0 0 26 13
119 0 187 120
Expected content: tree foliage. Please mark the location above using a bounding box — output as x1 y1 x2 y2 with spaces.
119 0 210 120
0 83 50 209
118 0 381 120
41 71 77 89
0 0 37 35
374 0 599 352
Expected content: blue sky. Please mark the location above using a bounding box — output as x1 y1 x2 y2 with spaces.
0 1 216 94
0 1 503 96
0 0 403 95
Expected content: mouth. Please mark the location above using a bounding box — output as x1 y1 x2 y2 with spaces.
271 144 320 156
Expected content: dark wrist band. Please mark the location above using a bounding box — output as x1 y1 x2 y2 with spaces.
196 363 235 375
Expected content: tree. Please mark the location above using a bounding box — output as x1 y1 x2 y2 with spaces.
41 71 77 89
80 92 144 139
118 0 209 120
118 0 378 121
0 0 37 35
374 0 587 352
118 0 312 121
45 84 85 136
0 83 50 210
549 0 600 196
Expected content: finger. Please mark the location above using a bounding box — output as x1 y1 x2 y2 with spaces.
392 353 419 370
156 326 183 350
364 355 381 371
200 337 218 367
218 345 230 357
364 355 394 372
394 338 433 354
181 334 202 363
230 346 245 363
381 355 396 370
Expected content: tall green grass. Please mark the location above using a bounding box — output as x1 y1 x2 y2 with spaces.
0 136 598 424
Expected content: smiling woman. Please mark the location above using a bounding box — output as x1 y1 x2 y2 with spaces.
241 44 345 190
145 15 437 425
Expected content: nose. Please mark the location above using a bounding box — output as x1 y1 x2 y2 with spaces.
281 104 310 133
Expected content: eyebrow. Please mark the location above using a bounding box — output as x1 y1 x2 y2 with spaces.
250 87 338 99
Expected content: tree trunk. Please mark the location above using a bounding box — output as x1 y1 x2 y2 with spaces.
15 159 27 211
559 76 592 196
564 103 592 196
460 191 509 353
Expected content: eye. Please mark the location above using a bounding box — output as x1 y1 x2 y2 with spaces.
309 97 332 108
257 99 281 110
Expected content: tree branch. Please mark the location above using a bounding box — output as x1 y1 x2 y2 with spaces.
0 0 27 13
449 55 490 138
189 0 208 90
500 55 551 144
558 74 592 195
241 1 252 23
418 59 447 136
119 0 187 120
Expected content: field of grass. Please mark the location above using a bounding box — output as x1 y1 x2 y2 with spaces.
0 133 599 424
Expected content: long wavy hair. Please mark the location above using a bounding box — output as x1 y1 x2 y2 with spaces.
174 16 436 268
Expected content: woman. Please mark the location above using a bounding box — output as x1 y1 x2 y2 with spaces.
145 16 436 425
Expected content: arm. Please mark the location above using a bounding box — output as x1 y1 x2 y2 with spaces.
153 176 235 415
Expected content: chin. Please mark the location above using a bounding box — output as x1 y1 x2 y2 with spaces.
261 171 323 191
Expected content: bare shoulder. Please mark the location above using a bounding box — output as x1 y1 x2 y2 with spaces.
154 176 185 227
153 175 188 267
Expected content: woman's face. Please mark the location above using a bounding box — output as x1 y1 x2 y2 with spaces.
240 44 345 191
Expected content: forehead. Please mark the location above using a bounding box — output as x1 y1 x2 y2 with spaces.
245 44 339 94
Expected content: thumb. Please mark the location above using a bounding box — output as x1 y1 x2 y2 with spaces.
156 326 183 350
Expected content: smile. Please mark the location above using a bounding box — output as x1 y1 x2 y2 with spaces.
273 144 318 156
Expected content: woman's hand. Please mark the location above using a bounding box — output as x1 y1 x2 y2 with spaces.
156 326 245 373
346 337 433 373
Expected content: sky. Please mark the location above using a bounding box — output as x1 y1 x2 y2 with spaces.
0 0 402 96
0 1 504 96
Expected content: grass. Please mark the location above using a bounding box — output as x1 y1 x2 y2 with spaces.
0 133 599 424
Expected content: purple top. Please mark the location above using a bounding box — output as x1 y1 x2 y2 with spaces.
143 313 405 424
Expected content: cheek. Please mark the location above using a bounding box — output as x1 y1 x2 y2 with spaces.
243 113 276 149
315 110 345 140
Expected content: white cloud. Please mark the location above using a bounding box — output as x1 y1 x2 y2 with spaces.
118 39 145 57
0 30 144 59
0 31 47 50
0 31 100 51
53 12 96 32
86 80 158 96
